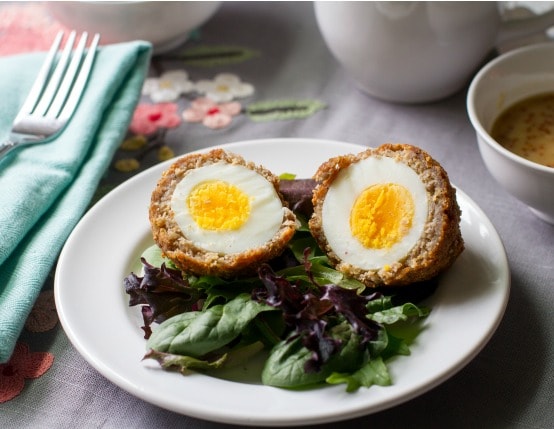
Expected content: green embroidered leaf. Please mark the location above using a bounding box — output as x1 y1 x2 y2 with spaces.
169 45 260 67
246 99 326 122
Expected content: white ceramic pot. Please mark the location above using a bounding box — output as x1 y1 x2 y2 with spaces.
314 1 554 103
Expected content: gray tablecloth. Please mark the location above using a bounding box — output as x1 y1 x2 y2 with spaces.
2 2 553 428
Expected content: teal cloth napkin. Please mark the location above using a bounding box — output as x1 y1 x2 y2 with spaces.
0 41 152 363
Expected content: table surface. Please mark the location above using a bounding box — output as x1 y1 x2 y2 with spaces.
1 2 553 428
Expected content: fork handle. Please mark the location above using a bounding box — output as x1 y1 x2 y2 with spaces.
0 140 18 160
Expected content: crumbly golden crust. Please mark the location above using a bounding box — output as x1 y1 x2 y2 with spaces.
309 143 464 287
149 148 297 278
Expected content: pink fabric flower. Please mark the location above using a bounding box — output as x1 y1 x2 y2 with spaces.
129 103 181 136
182 97 241 129
0 342 54 403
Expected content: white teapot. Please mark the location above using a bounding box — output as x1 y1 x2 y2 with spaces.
314 1 554 103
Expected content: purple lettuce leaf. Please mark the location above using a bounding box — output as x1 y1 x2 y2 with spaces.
124 258 204 339
253 254 382 373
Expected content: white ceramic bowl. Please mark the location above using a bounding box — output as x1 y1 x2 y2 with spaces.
47 1 221 53
467 42 554 224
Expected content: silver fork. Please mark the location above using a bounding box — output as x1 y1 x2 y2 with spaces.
0 30 100 160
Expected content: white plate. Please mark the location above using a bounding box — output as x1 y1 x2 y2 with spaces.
55 138 510 427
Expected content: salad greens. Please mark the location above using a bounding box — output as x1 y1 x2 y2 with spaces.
124 216 433 392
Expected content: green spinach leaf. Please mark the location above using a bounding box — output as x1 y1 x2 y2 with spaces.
262 322 368 388
326 356 391 392
147 293 276 358
144 349 227 373
369 302 430 325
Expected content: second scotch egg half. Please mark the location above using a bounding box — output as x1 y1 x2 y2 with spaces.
309 143 464 287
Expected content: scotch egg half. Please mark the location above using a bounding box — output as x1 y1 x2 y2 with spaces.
309 144 464 287
149 149 298 277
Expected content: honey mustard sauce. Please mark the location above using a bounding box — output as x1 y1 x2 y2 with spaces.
491 93 554 168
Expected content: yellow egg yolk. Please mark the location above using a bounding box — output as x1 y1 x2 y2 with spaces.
350 183 414 249
187 181 251 231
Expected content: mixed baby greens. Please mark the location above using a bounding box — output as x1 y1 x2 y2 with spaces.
124 213 434 392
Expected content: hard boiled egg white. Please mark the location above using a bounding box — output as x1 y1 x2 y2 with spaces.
171 162 286 254
320 155 428 270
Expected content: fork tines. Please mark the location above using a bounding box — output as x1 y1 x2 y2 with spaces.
17 30 100 123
